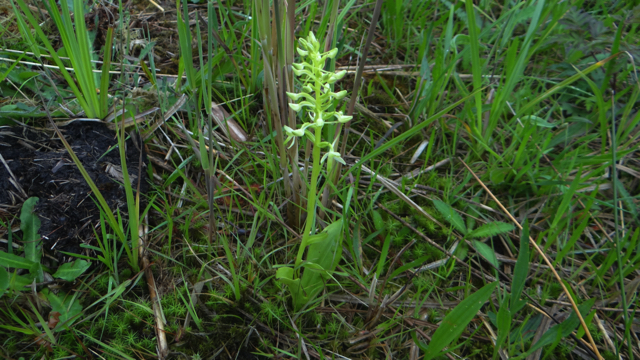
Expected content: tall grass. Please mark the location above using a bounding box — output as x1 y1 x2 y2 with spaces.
12 0 113 118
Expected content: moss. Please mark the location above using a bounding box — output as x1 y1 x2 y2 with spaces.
52 346 70 358
140 338 156 351
548 282 563 299
119 268 132 280
95 274 110 292
123 331 139 345
260 301 285 325
114 317 131 336
223 284 235 299
325 320 340 335
412 206 443 235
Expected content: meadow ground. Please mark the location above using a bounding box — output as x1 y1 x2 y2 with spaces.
0 0 639 359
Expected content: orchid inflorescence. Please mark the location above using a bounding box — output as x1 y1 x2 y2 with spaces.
275 32 348 311
284 32 352 173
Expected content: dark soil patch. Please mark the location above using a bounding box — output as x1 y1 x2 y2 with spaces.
0 121 147 263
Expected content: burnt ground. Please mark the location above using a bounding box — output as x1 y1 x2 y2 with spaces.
0 121 148 264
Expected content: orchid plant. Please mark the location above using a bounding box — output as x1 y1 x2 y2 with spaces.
276 32 352 311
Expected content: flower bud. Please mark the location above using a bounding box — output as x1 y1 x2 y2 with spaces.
333 90 347 100
289 103 302 112
284 126 305 137
335 112 353 123
308 32 319 50
333 70 346 81
326 48 338 59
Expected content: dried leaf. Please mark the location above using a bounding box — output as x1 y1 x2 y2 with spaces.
210 102 248 143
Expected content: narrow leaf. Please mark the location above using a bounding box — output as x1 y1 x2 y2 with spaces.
550 168 582 230
416 281 498 360
432 199 467 234
524 299 595 356
372 210 385 232
20 197 41 265
0 252 36 270
495 297 511 354
473 240 499 269
0 267 9 298
376 233 393 278
511 220 530 313
99 27 114 118
388 254 432 281
468 222 514 238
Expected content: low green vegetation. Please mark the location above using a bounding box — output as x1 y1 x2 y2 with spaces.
0 0 639 359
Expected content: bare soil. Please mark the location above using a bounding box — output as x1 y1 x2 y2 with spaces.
0 121 147 263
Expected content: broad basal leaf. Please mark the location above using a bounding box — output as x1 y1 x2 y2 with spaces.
276 266 308 310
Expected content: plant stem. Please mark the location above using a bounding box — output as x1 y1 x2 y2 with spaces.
295 68 324 269
295 125 322 268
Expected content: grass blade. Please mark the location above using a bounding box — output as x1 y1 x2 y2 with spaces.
415 281 498 360
464 0 483 135
19 197 41 265
511 220 530 313
99 28 114 117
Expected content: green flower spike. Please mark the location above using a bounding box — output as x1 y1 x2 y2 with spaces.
285 34 351 144
276 31 350 311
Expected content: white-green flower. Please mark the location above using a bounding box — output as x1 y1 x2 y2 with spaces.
315 113 324 127
333 90 348 100
335 112 352 123
289 103 302 112
321 139 346 174
321 150 345 166
286 31 352 174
